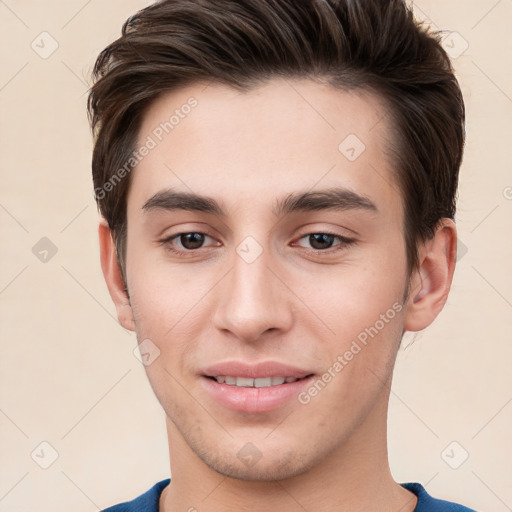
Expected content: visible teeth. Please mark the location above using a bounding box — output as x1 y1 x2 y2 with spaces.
254 377 272 388
213 376 300 387
236 377 254 387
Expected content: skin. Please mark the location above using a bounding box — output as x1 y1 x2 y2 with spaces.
99 79 457 511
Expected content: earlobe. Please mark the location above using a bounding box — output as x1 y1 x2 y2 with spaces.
98 219 135 332
403 219 457 332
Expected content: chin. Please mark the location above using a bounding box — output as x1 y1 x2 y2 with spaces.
198 443 321 482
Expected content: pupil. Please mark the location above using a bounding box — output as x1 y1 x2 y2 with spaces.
310 233 334 250
181 233 204 249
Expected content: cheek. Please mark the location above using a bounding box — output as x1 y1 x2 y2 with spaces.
292 258 406 345
130 279 205 349
127 260 220 378
128 250 208 326
302 299 404 424
289 255 407 408
128 276 205 406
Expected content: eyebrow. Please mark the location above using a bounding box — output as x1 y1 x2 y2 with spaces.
141 187 378 217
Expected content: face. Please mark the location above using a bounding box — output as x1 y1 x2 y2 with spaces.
123 79 410 480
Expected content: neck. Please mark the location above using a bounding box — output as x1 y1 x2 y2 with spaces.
159 385 417 512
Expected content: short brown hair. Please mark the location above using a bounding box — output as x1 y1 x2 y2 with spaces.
87 0 465 282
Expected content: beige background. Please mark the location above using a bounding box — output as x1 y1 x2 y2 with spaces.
1 1 511 510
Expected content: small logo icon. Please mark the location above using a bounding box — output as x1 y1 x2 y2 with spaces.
456 238 468 262
338 134 366 161
441 32 469 59
237 442 262 467
133 338 161 366
236 236 263 264
31 31 59 59
32 237 58 263
441 441 469 469
31 441 59 469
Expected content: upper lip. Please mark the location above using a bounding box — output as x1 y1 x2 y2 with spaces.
201 361 313 379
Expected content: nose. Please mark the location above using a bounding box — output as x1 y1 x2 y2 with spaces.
211 243 294 343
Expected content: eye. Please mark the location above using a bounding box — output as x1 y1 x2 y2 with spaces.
159 232 218 255
159 230 355 257
294 232 355 252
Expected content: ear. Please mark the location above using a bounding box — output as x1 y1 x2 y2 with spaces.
98 219 135 332
403 218 457 332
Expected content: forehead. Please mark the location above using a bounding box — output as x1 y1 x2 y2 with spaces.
128 78 399 218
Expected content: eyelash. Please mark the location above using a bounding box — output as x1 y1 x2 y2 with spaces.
158 231 356 257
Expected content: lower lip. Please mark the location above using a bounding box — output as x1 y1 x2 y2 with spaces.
200 376 314 413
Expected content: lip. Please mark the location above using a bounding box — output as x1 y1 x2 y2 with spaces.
201 361 312 380
200 360 315 413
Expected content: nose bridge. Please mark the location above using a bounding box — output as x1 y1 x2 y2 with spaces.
212 237 292 341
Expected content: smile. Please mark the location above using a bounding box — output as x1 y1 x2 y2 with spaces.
211 376 301 387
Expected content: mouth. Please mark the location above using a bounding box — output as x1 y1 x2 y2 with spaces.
200 362 315 413
206 375 313 387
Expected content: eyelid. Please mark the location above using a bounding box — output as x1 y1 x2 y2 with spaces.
292 231 356 251
156 221 217 238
